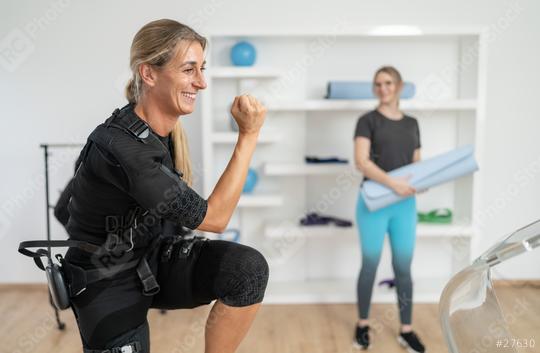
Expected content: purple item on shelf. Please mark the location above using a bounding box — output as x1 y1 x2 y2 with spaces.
300 213 353 227
378 278 396 289
305 156 349 164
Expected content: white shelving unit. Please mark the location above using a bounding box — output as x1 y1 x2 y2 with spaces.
263 162 357 176
263 222 474 240
208 66 281 79
238 194 284 208
201 28 486 304
265 98 477 112
211 132 282 144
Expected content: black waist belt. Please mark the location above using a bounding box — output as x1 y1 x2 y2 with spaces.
18 238 160 310
19 239 101 271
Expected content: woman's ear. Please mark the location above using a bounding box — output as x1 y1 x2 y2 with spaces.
396 80 404 93
139 63 157 88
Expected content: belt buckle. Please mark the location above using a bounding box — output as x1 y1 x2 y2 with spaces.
179 243 192 258
120 345 133 353
178 238 196 258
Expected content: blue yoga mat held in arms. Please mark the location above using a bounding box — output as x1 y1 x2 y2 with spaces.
361 145 479 211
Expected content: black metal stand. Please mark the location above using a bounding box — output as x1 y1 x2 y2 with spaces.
41 144 83 330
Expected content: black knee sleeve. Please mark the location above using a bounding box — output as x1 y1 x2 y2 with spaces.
219 246 269 307
82 321 150 353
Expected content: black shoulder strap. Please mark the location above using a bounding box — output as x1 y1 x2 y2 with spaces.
102 104 180 176
106 104 150 141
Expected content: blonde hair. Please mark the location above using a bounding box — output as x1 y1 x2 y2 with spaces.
125 19 207 186
372 66 404 107
373 65 403 86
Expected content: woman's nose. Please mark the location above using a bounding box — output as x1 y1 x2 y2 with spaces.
193 71 207 89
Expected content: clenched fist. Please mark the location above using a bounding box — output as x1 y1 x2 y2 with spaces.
230 95 267 135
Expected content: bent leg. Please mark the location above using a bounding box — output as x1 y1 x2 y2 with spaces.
69 272 152 351
204 300 261 353
153 239 269 353
195 241 269 353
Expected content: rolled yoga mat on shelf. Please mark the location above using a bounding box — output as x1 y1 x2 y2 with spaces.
361 145 479 211
325 80 416 99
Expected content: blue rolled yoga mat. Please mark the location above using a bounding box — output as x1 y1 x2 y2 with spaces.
326 81 416 99
361 145 478 211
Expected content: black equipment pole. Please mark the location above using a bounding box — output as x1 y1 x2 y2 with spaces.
41 144 66 330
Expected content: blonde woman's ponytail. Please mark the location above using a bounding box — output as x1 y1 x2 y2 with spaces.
171 119 193 186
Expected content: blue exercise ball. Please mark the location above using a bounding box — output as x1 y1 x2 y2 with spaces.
231 41 256 67
218 229 241 243
243 168 258 193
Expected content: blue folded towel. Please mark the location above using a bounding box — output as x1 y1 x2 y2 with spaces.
361 145 478 211
326 81 416 99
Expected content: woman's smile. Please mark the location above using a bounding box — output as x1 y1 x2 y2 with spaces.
181 91 197 104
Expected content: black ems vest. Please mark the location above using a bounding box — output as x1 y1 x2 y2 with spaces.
18 104 199 308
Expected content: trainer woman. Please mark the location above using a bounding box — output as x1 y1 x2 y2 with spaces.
62 19 268 353
353 66 425 352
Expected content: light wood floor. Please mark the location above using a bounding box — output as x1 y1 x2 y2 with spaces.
0 283 538 353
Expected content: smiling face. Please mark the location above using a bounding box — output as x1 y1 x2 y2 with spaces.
373 71 402 105
146 40 207 116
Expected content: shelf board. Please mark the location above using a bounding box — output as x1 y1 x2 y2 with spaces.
238 194 284 207
264 277 448 303
263 162 359 176
208 66 281 79
265 99 477 112
209 27 485 38
417 223 474 238
264 222 354 239
264 222 473 239
211 132 282 144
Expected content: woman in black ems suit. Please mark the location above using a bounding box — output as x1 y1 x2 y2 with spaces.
60 19 269 353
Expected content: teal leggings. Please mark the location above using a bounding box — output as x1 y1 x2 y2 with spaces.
356 194 417 325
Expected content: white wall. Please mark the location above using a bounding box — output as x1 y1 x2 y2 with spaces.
1 0 539 282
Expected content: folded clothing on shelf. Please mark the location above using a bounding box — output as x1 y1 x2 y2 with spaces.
418 208 453 223
300 212 353 227
305 156 349 164
326 81 416 99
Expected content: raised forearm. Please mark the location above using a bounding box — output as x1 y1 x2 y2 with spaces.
202 132 259 232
